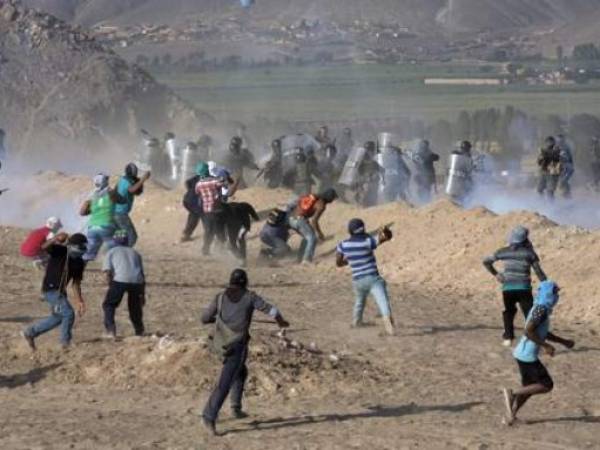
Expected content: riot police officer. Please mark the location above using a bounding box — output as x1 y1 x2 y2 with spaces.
537 136 561 200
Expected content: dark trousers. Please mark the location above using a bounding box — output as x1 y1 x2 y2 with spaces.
203 211 227 255
103 281 145 336
502 290 533 340
537 173 559 199
203 341 249 422
182 212 204 239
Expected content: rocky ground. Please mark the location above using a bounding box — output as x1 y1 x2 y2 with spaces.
1 173 599 449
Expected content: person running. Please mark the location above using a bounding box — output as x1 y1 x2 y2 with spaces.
336 218 395 336
102 229 146 338
20 217 63 269
483 226 547 347
21 233 88 350
502 281 575 425
114 163 150 247
288 188 337 264
80 174 126 262
201 269 289 436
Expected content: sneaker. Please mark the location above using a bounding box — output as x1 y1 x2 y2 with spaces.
502 339 513 347
351 319 364 329
21 331 36 351
180 235 192 243
382 316 396 336
201 416 217 436
101 332 116 340
231 409 249 420
502 388 515 425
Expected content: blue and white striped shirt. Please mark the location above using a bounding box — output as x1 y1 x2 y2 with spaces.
336 234 379 280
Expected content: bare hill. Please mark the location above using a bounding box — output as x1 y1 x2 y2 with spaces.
22 0 600 34
0 1 212 163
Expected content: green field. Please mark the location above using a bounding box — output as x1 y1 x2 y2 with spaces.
154 64 600 123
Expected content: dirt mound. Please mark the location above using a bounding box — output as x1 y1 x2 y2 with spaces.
0 1 212 164
0 332 390 400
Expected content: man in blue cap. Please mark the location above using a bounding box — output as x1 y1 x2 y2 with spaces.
336 218 395 335
483 225 548 347
502 281 575 425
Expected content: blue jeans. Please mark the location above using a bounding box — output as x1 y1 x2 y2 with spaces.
352 275 392 322
114 214 138 247
288 216 316 262
84 225 116 261
25 291 75 345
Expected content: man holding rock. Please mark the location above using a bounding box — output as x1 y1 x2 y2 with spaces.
200 269 289 436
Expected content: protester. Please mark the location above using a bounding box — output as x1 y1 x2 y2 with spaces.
502 281 575 425
181 162 208 243
80 174 126 262
102 229 146 338
259 208 292 259
483 226 548 347
195 164 228 256
336 218 395 335
20 217 63 269
21 233 88 350
288 188 337 264
114 163 150 247
201 269 289 436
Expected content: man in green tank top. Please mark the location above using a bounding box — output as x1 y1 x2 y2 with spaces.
80 174 126 262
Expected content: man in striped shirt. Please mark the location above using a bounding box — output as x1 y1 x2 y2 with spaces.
336 218 395 335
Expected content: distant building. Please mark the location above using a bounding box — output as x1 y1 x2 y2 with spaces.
423 78 504 86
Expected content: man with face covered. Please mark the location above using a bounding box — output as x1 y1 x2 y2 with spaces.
22 233 88 350
114 163 151 247
222 136 260 189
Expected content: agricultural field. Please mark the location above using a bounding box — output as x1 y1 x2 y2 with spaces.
154 64 600 124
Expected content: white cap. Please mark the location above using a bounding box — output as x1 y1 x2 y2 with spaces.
46 217 63 231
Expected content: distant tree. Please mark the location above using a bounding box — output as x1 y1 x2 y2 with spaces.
454 111 471 141
573 43 600 61
135 54 149 67
556 45 564 63
429 119 453 152
569 113 600 171
162 53 173 66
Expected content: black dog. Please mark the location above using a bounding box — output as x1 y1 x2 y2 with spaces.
223 202 260 264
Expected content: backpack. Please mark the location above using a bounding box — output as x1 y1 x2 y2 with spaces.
298 194 318 217
211 294 244 358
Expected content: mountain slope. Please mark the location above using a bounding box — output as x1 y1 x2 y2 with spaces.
21 0 600 34
0 0 211 164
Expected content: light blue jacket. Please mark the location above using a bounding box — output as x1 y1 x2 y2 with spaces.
513 281 559 363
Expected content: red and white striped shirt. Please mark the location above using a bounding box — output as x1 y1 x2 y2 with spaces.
195 178 224 213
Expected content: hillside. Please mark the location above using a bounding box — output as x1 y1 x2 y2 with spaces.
22 0 600 34
0 0 212 165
